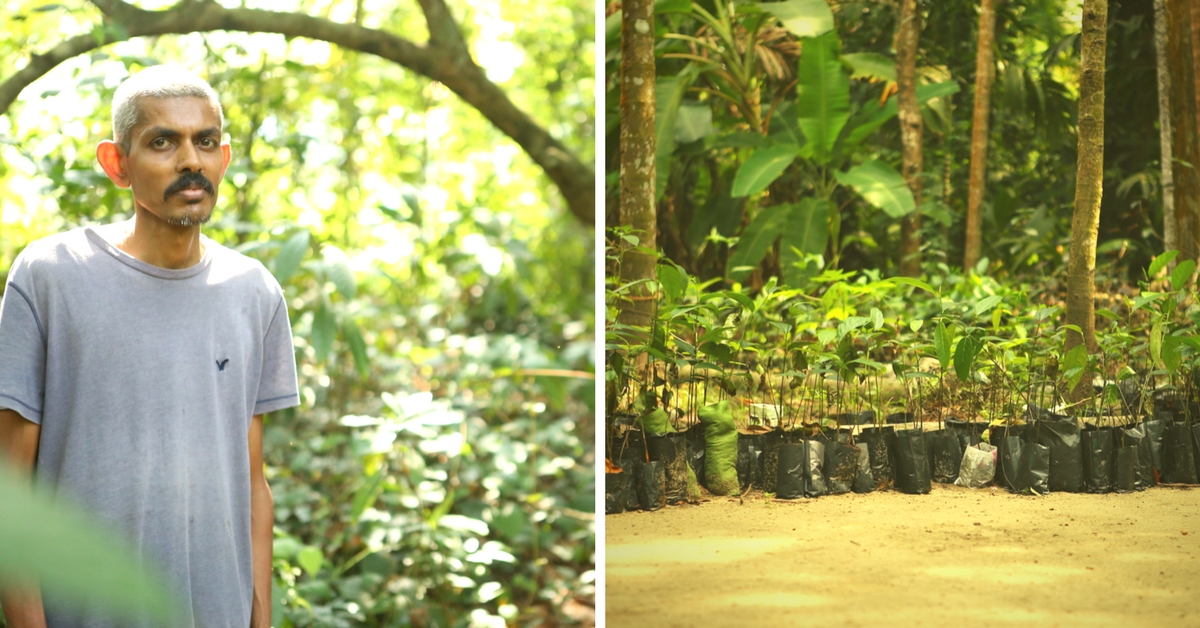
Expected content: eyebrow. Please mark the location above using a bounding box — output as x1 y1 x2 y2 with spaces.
144 126 222 140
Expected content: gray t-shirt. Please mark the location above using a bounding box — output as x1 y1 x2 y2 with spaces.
0 223 300 628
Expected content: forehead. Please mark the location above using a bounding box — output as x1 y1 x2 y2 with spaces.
131 96 222 136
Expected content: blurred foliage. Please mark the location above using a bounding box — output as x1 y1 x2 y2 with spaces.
0 0 595 626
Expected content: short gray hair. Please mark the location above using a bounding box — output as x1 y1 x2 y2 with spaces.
112 65 224 151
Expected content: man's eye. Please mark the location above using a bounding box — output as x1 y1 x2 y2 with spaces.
152 138 169 148
199 138 216 148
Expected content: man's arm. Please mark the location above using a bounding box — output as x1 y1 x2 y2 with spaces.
0 408 47 628
249 414 273 628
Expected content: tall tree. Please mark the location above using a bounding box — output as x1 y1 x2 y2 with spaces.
618 0 657 331
1167 0 1200 261
896 0 923 277
963 0 999 272
1155 0 1177 258
1065 0 1107 357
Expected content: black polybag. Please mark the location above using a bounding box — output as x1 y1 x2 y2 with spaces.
776 443 806 499
1036 418 1084 493
759 429 783 494
1017 442 1050 494
1123 423 1154 489
635 460 666 510
1163 423 1198 484
825 440 859 495
804 440 828 497
736 433 764 492
605 472 628 514
995 434 1024 491
852 442 875 493
1114 443 1138 493
893 430 931 494
930 430 963 483
647 433 688 504
859 426 895 490
1082 427 1114 493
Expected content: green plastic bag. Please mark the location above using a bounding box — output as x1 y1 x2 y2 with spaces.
638 408 672 436
699 401 739 496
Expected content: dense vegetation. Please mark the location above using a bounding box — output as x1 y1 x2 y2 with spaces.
606 0 1200 448
0 0 595 626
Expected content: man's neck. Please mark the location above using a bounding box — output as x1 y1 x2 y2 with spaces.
115 209 207 269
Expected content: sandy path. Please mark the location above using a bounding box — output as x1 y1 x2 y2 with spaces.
605 485 1200 627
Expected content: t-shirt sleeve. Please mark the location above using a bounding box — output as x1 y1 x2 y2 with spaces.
0 260 47 425
254 294 300 416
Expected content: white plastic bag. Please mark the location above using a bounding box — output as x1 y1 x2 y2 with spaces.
954 442 997 488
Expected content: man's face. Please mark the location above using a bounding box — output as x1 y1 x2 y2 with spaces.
119 96 230 227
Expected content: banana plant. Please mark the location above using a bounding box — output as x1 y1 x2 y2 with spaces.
724 26 959 285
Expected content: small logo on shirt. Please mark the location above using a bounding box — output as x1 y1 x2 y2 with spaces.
216 358 230 371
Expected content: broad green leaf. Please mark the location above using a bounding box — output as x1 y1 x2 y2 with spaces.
689 192 745 251
780 198 830 286
974 295 1003 317
675 103 714 143
1062 344 1088 390
1148 250 1179 279
311 300 337 362
343 318 370 378
1096 308 1119 320
323 244 356 299
795 30 848 165
890 276 938 297
953 335 978 382
934 321 952 370
0 468 180 622
767 101 804 146
273 229 310 284
870 307 884 330
731 144 798 197
699 341 734 363
297 546 324 576
1170 259 1195 291
840 81 960 154
655 70 696 200
657 263 686 302
842 52 896 82
727 204 790 278
1150 319 1163 369
758 0 834 38
1162 334 1184 373
835 159 916 218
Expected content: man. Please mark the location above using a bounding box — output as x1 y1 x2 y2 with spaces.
0 65 299 628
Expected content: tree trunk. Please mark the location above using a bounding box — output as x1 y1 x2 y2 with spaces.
1168 0 1200 262
618 0 657 332
1155 0 1177 258
896 0 923 277
1065 0 1107 360
963 0 999 273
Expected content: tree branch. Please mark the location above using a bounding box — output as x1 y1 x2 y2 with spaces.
0 0 594 225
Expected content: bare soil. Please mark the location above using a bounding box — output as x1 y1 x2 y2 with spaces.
605 484 1200 627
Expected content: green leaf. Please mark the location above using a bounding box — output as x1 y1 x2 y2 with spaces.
675 103 714 143
727 204 790 278
974 295 1003 317
273 229 310 284
297 546 324 576
934 321 952 370
759 0 834 38
311 300 337 362
795 30 848 165
1062 344 1088 390
689 192 745 251
351 470 385 521
842 52 896 82
699 341 733 363
1096 308 1119 320
343 318 370 379
890 276 939 297
1148 249 1179 279
1170 259 1195 291
0 468 181 622
870 307 884 331
840 81 960 154
779 198 830 286
655 71 693 200
1150 319 1164 370
1162 334 1184 373
953 335 978 381
657 263 686 302
323 245 357 299
731 144 798 197
835 159 916 218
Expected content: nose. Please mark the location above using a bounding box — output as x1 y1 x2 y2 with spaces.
176 140 202 172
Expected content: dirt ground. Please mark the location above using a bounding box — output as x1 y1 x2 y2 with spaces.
605 484 1200 628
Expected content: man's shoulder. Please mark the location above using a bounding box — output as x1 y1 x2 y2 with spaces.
205 239 284 297
8 227 94 281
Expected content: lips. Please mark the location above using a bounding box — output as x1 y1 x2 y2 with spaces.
176 187 208 200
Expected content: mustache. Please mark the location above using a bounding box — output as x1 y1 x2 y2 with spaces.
163 172 215 200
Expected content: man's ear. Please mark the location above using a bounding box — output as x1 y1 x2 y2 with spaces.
96 140 130 189
220 141 231 177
